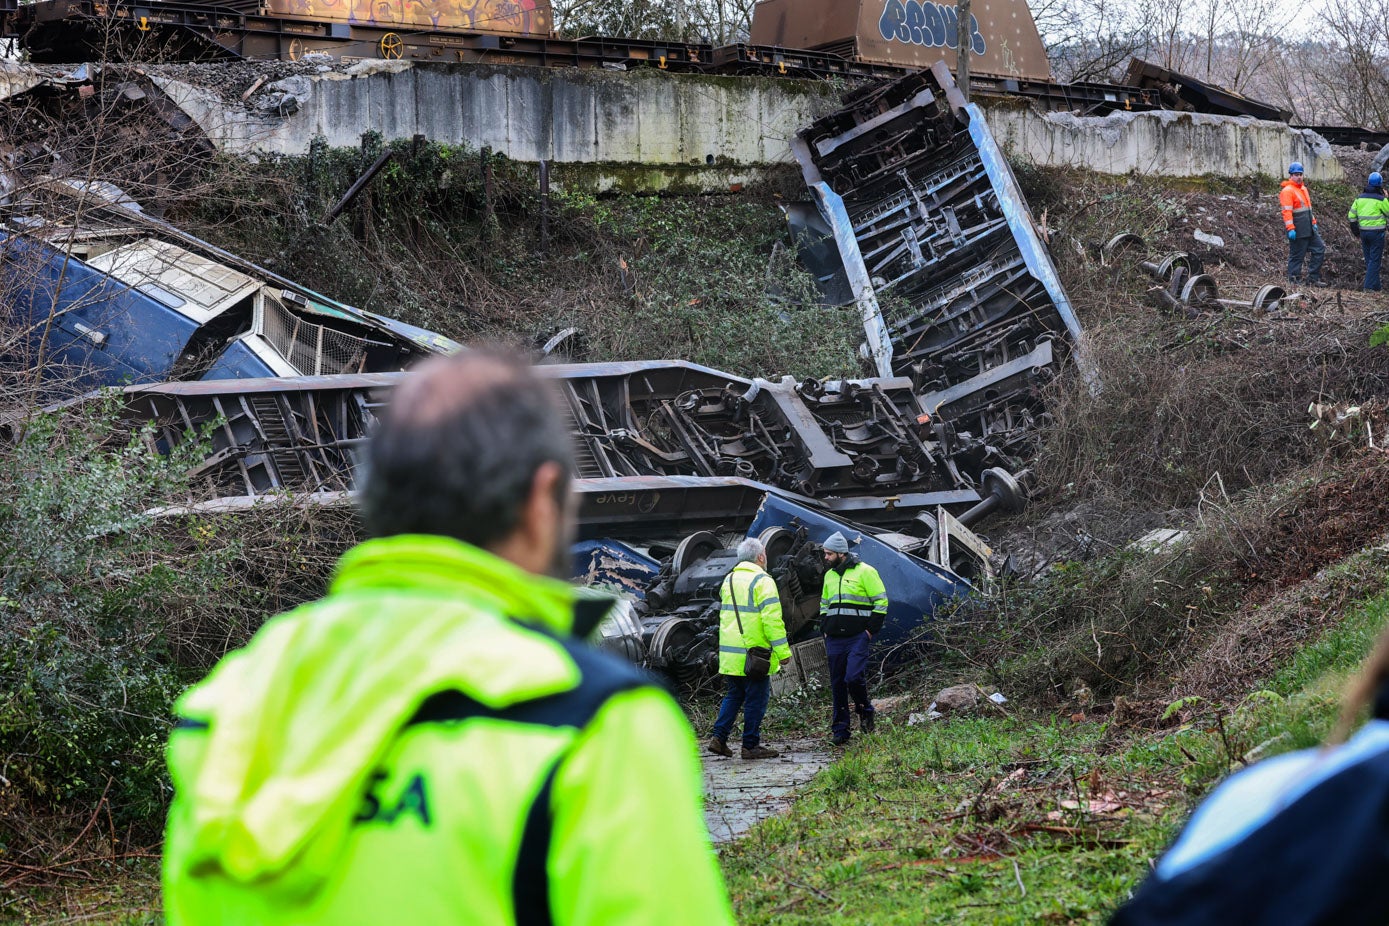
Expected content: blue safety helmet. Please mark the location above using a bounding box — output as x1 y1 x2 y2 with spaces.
1372 172 1384 188
1288 162 1304 175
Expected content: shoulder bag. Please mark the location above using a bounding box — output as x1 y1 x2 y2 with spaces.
726 576 772 680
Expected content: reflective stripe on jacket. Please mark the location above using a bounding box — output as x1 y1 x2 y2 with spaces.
163 534 735 926
716 561 792 676
1280 179 1317 237
1348 190 1389 230
820 559 888 637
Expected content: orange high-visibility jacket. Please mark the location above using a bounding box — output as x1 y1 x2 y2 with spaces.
1280 179 1317 236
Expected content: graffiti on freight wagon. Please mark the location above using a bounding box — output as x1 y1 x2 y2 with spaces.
274 0 547 34
878 0 985 54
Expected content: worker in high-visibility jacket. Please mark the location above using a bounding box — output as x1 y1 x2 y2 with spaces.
1281 161 1327 286
162 350 736 926
706 537 791 760
819 532 888 747
1348 172 1389 291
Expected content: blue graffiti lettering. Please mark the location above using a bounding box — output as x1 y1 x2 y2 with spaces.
878 0 908 42
922 0 944 46
879 0 986 54
904 0 926 45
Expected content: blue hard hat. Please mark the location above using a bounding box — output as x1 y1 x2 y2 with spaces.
1289 162 1304 174
1372 172 1383 187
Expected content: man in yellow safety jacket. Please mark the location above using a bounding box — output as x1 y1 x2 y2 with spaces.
706 537 791 760
1348 171 1389 291
820 531 888 747
162 349 735 926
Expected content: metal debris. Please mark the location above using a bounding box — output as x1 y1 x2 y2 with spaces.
1125 58 1293 123
82 358 1030 534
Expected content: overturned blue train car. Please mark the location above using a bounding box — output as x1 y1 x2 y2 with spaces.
791 63 1087 459
0 218 457 395
5 197 1017 687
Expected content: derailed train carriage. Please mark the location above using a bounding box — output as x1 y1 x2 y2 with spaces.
580 492 987 687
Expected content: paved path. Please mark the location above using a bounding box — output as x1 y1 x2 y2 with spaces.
702 738 831 843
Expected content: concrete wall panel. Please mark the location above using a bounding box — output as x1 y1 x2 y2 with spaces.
549 77 597 163
981 106 1343 181
150 63 1342 193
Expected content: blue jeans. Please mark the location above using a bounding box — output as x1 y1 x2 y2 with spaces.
825 632 874 737
712 675 771 748
1288 227 1326 283
1363 229 1385 291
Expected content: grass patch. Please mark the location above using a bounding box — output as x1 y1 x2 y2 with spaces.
0 856 161 924
1267 586 1389 697
719 579 1389 923
720 715 1185 924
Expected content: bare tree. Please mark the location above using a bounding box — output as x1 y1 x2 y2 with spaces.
1310 0 1389 128
551 0 755 43
1040 0 1155 83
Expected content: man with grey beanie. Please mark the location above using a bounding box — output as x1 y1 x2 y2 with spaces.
819 532 888 746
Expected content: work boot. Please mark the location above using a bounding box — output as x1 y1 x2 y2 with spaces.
859 711 876 734
831 731 851 747
741 744 779 760
705 736 733 758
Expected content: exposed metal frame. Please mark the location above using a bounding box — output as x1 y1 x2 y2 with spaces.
71 357 1043 535
791 64 1086 457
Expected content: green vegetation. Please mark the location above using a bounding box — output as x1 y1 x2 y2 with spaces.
0 402 223 826
0 400 352 921
182 137 861 380
720 583 1389 923
723 716 1181 924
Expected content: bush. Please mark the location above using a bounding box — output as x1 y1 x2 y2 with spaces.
0 400 241 830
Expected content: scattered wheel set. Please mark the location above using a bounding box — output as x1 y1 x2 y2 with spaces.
1100 233 1288 317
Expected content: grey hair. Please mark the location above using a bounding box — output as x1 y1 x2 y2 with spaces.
736 538 765 562
360 347 574 548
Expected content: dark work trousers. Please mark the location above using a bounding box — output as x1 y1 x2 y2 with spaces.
712 675 771 748
1288 227 1326 283
825 632 875 737
1363 229 1385 291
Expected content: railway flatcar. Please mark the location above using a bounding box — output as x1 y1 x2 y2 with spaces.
11 0 1050 85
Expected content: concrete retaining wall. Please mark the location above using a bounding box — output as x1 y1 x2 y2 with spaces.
152 62 839 193
980 104 1343 181
150 61 1342 190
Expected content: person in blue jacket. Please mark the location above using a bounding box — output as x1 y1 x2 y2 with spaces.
1111 627 1389 924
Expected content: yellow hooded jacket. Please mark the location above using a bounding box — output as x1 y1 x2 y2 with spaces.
162 534 735 926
